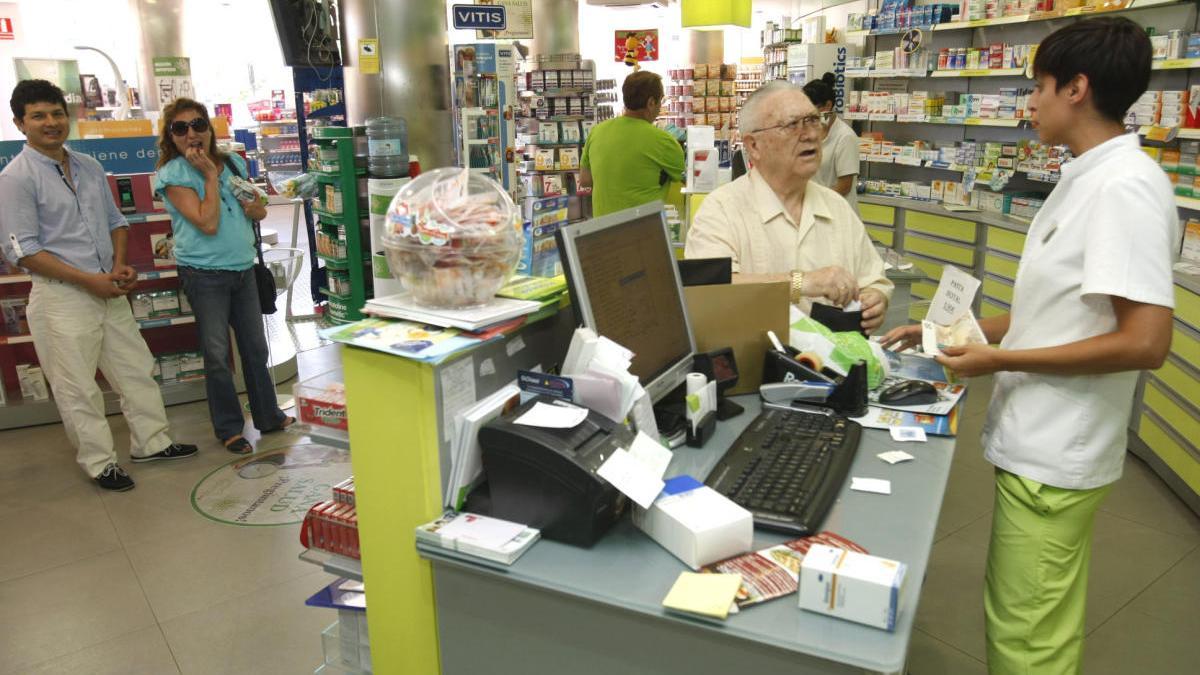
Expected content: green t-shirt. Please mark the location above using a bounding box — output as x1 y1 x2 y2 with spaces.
581 116 685 217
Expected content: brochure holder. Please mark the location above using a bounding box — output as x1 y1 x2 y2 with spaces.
761 347 868 417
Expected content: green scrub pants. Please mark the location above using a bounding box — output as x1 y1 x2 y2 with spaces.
984 468 1112 675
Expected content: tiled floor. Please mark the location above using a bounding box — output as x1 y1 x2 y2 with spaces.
1 204 1197 673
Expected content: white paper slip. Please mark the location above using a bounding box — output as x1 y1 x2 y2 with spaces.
926 265 982 326
627 431 673 479
597 447 665 509
843 300 863 312
890 427 928 443
514 401 589 429
878 450 915 465
850 477 892 495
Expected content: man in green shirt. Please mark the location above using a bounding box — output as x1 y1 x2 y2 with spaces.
581 71 685 216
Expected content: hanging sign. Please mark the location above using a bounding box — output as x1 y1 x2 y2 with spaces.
452 4 506 30
475 0 533 40
152 56 194 107
614 29 659 63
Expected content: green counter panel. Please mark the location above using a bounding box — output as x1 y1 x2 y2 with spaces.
905 212 978 244
866 225 894 247
859 203 895 226
908 257 944 282
911 279 939 301
904 234 976 267
1151 357 1200 403
1144 379 1200 448
1171 324 1200 367
1138 413 1200 495
983 276 1014 304
981 298 1010 318
986 226 1027 256
1176 285 1200 332
343 347 444 675
984 252 1020 281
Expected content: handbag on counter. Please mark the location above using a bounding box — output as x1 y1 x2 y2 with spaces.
224 157 277 314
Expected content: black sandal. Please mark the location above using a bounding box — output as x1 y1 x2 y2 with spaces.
224 437 253 455
264 416 296 434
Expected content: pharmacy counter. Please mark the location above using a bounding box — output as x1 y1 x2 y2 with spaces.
418 395 958 675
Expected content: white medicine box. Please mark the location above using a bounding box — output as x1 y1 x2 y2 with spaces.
798 544 907 631
632 475 753 570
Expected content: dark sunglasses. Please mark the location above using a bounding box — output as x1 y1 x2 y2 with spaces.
169 118 210 136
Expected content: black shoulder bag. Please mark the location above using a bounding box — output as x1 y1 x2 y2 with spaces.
223 157 277 314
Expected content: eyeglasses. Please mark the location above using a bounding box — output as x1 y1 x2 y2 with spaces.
749 112 834 135
169 118 210 136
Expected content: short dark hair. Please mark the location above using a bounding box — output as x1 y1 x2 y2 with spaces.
802 72 837 107
622 71 663 111
1032 17 1151 124
10 79 68 120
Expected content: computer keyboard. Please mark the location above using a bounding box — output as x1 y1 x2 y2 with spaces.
704 406 862 536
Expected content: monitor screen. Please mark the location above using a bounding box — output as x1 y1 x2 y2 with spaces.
557 202 695 403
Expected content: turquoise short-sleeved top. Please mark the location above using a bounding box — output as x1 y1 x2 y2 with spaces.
153 154 256 270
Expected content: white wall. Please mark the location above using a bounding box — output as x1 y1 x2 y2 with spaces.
0 0 295 139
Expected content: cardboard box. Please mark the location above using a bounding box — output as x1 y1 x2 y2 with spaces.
798 544 907 631
682 282 789 396
130 293 153 320
632 475 753 570
150 290 179 318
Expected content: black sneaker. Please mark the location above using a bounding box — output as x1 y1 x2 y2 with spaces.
131 443 199 463
94 463 135 491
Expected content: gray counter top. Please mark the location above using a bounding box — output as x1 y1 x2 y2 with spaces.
418 395 959 673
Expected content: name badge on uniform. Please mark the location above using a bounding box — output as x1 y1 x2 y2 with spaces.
1041 222 1059 244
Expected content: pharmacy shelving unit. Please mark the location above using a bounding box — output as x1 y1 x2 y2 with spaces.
0 210 297 429
309 126 370 326
257 118 302 179
840 0 1200 515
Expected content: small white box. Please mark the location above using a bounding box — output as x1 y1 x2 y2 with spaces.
798 544 907 631
632 475 753 570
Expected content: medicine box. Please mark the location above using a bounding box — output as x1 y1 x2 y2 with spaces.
798 544 907 631
632 475 753 570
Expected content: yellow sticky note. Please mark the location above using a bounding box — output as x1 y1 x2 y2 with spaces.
662 572 742 620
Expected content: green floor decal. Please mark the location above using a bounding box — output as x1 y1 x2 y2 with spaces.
191 442 351 526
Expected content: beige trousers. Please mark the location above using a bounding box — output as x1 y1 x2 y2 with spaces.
26 278 174 477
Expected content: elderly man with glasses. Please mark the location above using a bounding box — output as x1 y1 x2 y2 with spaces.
684 81 892 333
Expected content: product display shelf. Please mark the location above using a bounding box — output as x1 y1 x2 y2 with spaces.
929 68 1027 78
1152 57 1200 70
1177 195 1200 211
310 126 368 325
847 113 1027 128
1140 127 1200 140
844 0 1182 38
300 547 363 582
861 157 1060 183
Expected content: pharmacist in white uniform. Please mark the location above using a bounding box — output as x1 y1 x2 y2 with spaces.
803 72 860 211
884 18 1178 675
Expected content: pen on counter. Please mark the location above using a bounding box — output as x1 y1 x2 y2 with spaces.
767 330 786 354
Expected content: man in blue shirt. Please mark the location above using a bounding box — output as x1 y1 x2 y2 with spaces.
0 80 197 491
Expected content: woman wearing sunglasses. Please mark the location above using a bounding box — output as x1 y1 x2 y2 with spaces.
152 98 292 455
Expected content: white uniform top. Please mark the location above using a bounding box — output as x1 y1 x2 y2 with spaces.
813 117 860 211
982 134 1179 490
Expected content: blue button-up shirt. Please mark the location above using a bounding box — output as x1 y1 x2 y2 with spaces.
0 144 128 273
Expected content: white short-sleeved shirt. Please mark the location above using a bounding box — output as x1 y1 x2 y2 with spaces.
982 133 1179 490
813 117 860 211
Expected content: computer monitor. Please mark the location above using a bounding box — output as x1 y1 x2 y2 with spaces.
556 201 696 404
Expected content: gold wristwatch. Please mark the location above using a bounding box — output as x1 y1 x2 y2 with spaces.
790 270 805 303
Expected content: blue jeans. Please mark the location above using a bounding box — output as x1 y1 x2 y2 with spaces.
179 266 285 441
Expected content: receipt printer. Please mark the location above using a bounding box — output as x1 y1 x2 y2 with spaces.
479 396 633 548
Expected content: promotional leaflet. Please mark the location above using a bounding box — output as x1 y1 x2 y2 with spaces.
700 531 867 608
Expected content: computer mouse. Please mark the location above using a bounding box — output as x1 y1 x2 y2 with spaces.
878 379 939 406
